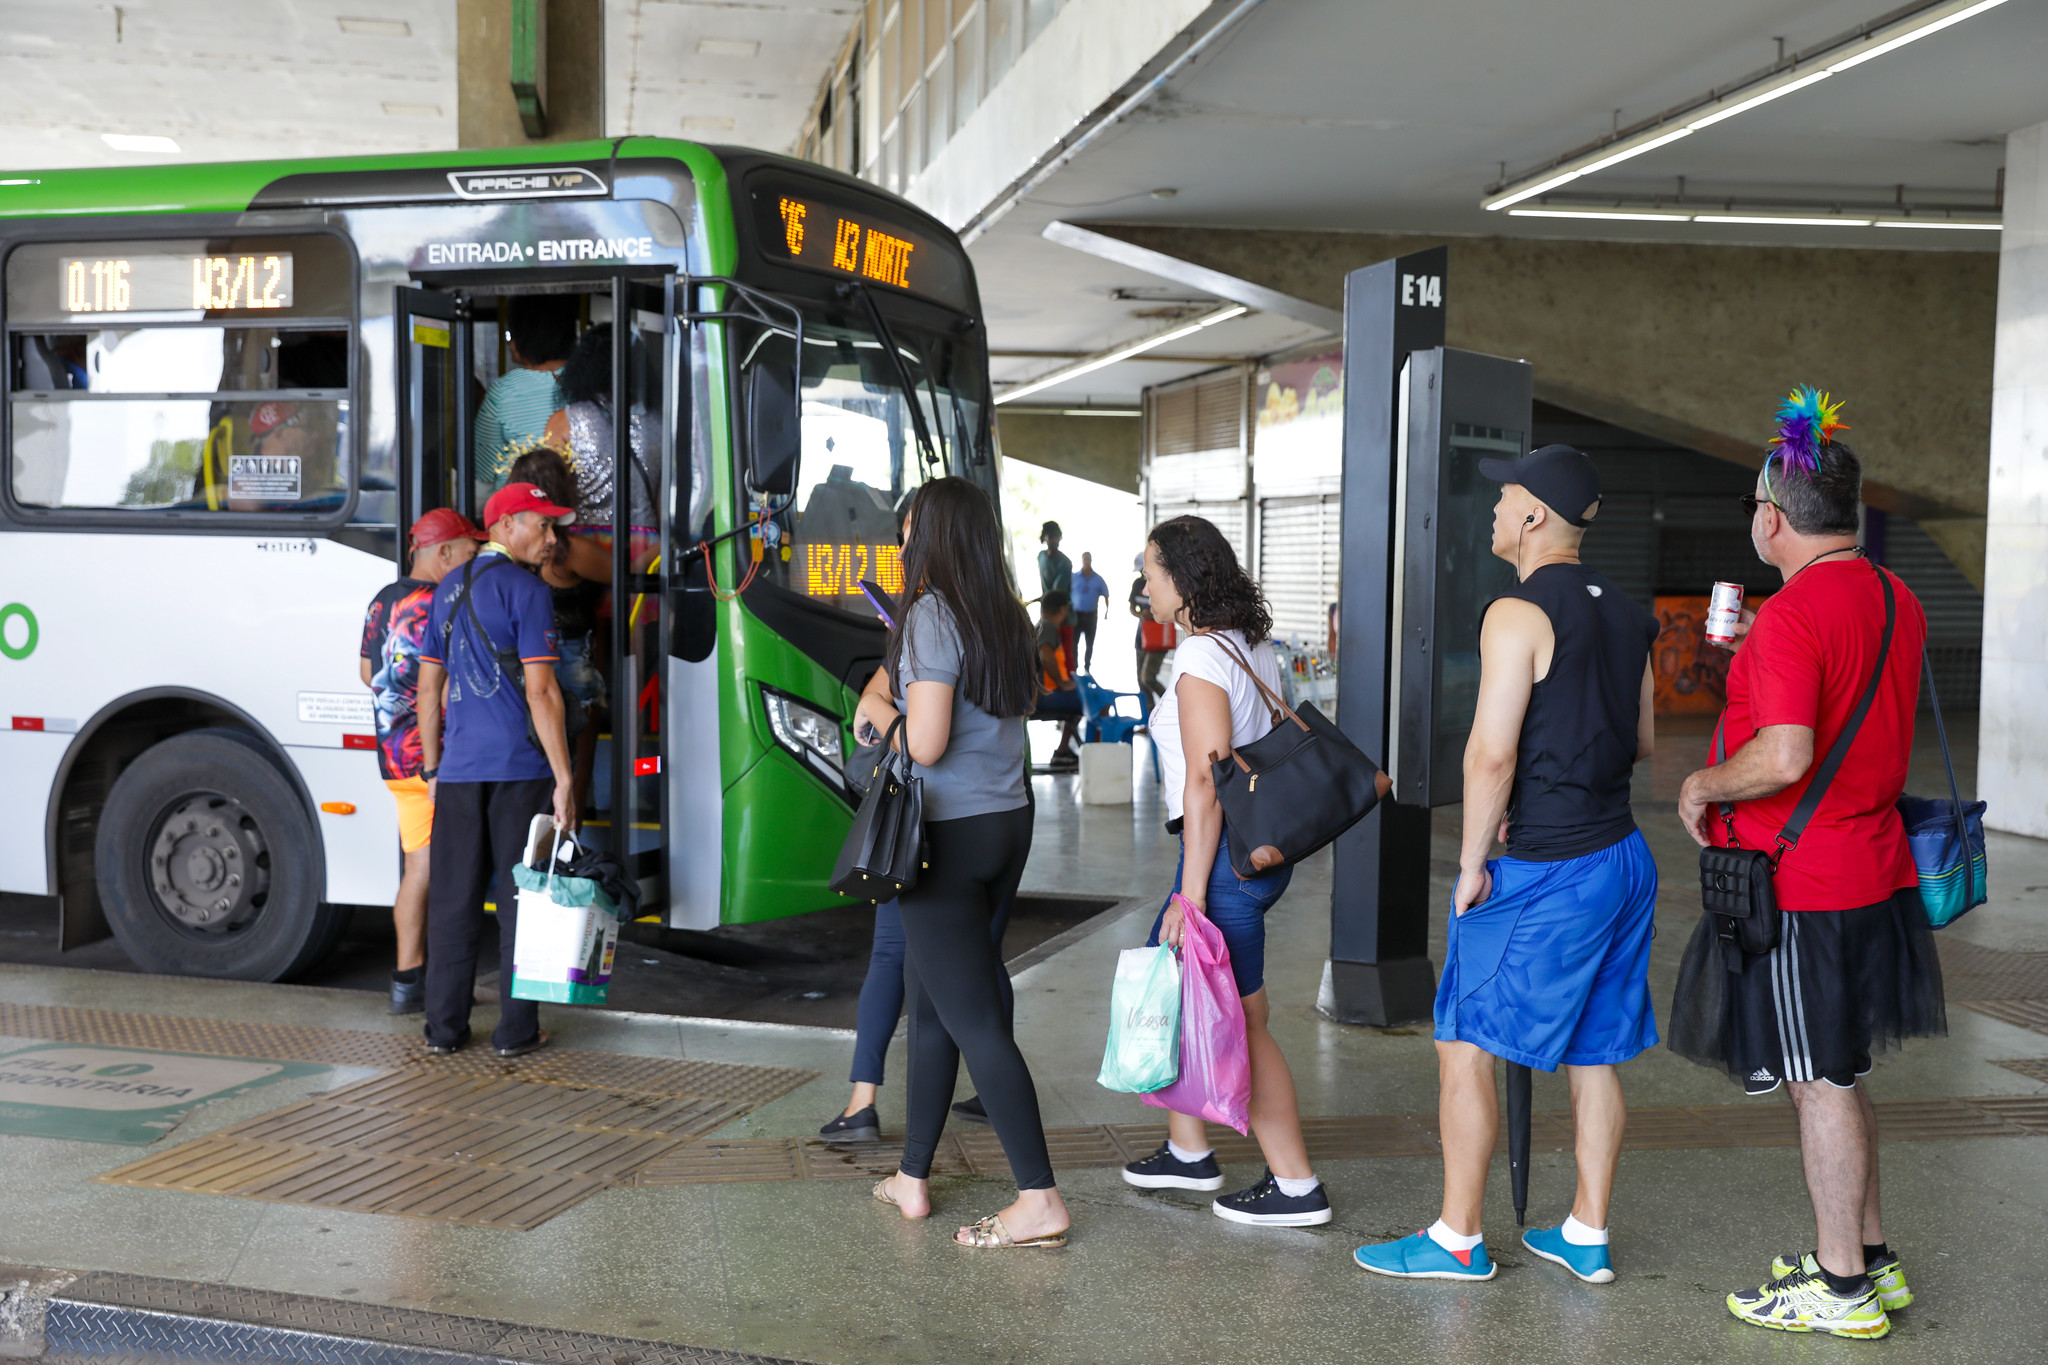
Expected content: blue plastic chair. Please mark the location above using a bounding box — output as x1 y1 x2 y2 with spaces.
1074 674 1160 783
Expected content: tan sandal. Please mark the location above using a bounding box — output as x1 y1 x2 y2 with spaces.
873 1176 927 1219
956 1214 1068 1250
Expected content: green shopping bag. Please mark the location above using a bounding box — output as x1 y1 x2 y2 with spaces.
1096 945 1182 1093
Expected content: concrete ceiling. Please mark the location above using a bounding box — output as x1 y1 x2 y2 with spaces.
970 0 2048 410
0 0 859 166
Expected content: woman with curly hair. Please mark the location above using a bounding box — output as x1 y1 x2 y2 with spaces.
1119 514 1384 1228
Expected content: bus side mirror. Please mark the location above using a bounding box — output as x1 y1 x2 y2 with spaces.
746 357 801 498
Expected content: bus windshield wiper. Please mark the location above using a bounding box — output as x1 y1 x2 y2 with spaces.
839 281 943 481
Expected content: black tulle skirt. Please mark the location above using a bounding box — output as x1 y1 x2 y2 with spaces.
1667 889 1946 1088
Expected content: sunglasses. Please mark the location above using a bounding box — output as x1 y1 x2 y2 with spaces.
1738 493 1779 518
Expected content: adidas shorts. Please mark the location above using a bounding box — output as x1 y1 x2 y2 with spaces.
1668 889 1946 1090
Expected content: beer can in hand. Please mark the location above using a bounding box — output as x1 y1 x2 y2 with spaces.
1706 581 1744 644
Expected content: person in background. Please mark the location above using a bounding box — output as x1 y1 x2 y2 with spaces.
506 445 603 814
1038 521 1074 674
1669 396 1940 1341
1130 553 1169 704
1121 516 1389 1226
1032 593 1084 771
1070 551 1110 673
862 477 1068 1251
543 322 656 585
359 508 484 1014
1353 445 1658 1287
415 483 579 1059
475 295 577 490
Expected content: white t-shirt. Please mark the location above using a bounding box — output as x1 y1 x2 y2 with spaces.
1152 629 1286 821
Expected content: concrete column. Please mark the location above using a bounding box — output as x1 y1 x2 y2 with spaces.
1981 120 2048 836
457 0 603 149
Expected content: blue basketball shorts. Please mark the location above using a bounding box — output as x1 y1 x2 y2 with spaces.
1433 829 1659 1071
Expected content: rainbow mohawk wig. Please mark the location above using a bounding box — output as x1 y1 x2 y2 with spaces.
1768 386 1848 478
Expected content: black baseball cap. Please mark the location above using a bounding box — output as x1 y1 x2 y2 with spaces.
1477 444 1601 527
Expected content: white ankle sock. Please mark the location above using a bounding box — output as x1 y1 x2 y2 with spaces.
1273 1173 1320 1199
1166 1139 1211 1165
1426 1218 1483 1252
1561 1213 1609 1246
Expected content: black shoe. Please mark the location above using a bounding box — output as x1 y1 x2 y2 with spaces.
494 1029 551 1059
1122 1142 1224 1192
1212 1168 1332 1226
820 1105 881 1144
388 975 424 1015
1048 751 1079 771
423 1028 470 1057
951 1095 990 1124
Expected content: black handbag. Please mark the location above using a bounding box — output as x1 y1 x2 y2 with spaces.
830 716 926 901
1201 632 1386 879
1698 559 1894 965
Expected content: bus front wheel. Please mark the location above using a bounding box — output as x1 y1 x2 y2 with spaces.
96 729 344 981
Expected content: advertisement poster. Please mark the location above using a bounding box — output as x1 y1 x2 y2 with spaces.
1252 349 1343 496
1653 595 1761 715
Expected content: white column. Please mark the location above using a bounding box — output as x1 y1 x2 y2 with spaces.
1982 121 2048 835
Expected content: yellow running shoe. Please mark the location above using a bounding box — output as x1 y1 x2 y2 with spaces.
1769 1251 1912 1311
1727 1266 1890 1339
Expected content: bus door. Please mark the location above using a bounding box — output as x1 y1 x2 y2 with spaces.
595 275 673 902
394 286 473 538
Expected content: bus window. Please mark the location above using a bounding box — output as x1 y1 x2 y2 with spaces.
5 234 352 519
743 312 985 619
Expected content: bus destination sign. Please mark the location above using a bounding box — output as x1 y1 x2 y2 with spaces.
59 251 295 314
751 177 969 310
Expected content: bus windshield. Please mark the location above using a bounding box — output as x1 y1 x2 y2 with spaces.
746 306 988 620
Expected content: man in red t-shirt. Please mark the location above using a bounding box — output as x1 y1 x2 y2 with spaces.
1671 417 1944 1340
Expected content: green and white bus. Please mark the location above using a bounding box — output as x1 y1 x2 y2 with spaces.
0 140 995 980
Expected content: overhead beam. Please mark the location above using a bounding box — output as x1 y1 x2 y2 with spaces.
1043 220 1344 332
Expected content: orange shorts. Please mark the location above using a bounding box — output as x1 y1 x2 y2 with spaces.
385 776 433 853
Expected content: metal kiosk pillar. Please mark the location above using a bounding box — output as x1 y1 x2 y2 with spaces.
1325 248 1446 1026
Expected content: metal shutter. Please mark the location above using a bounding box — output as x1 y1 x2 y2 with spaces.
1579 492 1655 607
1258 494 1341 645
1885 516 1982 709
1145 368 1249 562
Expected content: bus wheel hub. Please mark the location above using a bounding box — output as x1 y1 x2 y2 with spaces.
149 795 266 931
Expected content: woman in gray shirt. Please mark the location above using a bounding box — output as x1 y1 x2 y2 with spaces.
858 478 1067 1250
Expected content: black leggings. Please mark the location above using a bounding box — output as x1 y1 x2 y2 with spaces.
896 803 1052 1190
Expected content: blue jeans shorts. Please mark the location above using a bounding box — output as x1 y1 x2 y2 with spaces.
1145 829 1292 997
556 634 605 711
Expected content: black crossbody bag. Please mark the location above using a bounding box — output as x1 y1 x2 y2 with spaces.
830 716 926 901
444 556 586 754
1698 562 1894 964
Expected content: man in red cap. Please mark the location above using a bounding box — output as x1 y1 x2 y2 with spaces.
359 507 486 1014
416 483 577 1057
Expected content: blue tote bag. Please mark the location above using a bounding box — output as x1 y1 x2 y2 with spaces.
1899 649 1986 928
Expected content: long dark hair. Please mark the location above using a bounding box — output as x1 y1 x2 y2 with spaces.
886 478 1037 718
558 323 611 407
1148 515 1271 643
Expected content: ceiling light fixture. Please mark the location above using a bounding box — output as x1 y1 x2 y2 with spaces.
698 38 760 57
995 306 1249 406
1692 214 1876 227
1508 208 1695 222
337 17 411 37
1484 0 2012 211
101 133 180 154
1873 218 2002 230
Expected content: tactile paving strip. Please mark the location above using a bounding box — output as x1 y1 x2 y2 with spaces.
1937 937 2048 1001
0 1001 816 1101
632 1095 2048 1186
1994 1057 2048 1085
45 1270 807 1365
95 1064 790 1230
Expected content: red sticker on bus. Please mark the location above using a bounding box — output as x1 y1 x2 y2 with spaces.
11 717 43 731
342 734 377 750
633 756 661 776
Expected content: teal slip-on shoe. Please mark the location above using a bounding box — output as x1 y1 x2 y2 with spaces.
1353 1230 1496 1280
1522 1225 1615 1284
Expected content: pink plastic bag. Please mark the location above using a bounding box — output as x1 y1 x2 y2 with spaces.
1142 893 1252 1134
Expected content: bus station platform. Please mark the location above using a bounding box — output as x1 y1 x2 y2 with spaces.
2 723 2046 1365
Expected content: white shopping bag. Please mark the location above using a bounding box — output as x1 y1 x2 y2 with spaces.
510 829 620 1005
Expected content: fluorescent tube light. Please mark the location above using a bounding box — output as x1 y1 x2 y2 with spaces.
1685 69 1834 131
1827 0 2011 72
1509 209 1695 222
101 133 179 154
996 306 1249 406
1693 214 1873 227
1872 218 2001 230
1574 126 1694 176
1485 170 1584 212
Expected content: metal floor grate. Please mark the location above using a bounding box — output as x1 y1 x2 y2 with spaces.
45 1270 809 1365
633 1094 2048 1186
95 1062 802 1230
1936 938 2048 1002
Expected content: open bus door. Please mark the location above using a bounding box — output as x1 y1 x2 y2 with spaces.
394 286 472 536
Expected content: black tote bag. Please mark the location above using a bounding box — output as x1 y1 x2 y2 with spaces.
1200 633 1386 879
830 717 926 901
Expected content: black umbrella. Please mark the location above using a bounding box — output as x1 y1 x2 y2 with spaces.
1505 1061 1532 1226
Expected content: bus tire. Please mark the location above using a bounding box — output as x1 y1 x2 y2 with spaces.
95 729 343 981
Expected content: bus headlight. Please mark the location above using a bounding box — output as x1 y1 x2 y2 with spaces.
762 687 846 784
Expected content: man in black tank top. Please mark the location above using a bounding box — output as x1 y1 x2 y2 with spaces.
1355 445 1660 1287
